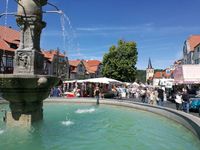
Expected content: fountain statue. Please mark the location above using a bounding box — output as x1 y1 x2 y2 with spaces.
0 0 59 126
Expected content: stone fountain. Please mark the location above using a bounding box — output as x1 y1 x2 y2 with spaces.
0 0 59 126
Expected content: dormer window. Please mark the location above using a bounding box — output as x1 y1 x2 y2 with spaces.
79 64 83 72
10 43 18 49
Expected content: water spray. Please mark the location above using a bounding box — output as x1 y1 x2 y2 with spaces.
0 12 16 18
43 10 63 14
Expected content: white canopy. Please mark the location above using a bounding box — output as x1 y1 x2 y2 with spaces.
140 83 146 87
132 82 139 87
84 77 122 84
63 80 86 83
63 77 122 84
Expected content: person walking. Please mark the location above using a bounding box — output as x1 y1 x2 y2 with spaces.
94 87 100 105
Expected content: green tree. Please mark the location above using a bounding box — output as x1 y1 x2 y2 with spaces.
136 70 146 83
102 39 138 82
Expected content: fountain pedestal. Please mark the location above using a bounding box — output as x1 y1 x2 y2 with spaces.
0 0 59 126
6 102 43 126
0 74 58 126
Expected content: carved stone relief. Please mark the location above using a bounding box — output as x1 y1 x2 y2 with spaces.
17 52 31 70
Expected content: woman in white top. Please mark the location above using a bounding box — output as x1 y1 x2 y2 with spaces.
175 92 183 110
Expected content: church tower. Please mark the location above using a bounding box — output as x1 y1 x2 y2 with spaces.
146 58 154 82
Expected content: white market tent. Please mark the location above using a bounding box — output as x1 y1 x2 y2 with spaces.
63 80 86 83
64 77 122 84
85 77 122 84
132 82 139 87
174 65 200 84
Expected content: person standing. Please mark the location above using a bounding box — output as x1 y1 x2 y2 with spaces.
175 92 182 110
140 88 146 103
149 89 155 105
182 89 190 113
94 87 100 105
157 87 164 106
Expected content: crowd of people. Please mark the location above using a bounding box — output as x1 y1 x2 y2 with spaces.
113 85 166 107
111 84 192 113
49 82 193 114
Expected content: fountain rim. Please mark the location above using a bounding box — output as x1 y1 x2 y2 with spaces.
1 98 200 140
0 74 58 78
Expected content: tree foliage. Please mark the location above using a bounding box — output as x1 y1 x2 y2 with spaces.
136 70 146 83
102 40 138 82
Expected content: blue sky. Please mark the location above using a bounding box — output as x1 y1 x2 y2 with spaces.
1 0 200 69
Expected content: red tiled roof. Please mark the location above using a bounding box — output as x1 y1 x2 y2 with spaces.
85 60 101 67
187 35 200 51
154 69 173 79
42 50 65 62
83 60 101 73
90 65 98 71
0 26 20 51
154 71 163 78
69 60 81 67
0 26 20 42
194 42 200 49
69 59 101 74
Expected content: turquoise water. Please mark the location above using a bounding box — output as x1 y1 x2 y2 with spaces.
0 103 200 150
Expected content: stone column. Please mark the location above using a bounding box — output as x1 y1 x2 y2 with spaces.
14 0 47 75
6 101 43 126
4 0 49 126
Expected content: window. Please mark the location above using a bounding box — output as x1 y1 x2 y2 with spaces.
6 56 13 67
10 43 18 49
195 59 200 64
198 47 200 52
59 57 65 63
78 64 83 72
2 54 6 67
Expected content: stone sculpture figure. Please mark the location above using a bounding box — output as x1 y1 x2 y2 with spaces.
14 0 48 74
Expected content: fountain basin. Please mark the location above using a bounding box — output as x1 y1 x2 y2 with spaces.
0 74 59 102
0 74 59 124
0 99 200 150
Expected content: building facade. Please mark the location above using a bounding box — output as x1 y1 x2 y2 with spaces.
182 35 200 64
153 69 174 87
43 50 69 79
193 43 200 64
0 26 69 78
0 26 20 73
0 26 102 80
69 60 87 80
69 59 102 80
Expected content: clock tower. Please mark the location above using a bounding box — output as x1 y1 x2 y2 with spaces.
146 58 154 82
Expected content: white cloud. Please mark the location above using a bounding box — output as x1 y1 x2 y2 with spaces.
76 25 200 37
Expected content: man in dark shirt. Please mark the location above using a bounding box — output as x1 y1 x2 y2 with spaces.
94 87 100 105
157 87 164 106
182 89 189 113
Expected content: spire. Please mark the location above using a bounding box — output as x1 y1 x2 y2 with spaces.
148 58 153 69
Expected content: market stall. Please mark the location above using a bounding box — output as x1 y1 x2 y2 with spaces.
63 77 123 97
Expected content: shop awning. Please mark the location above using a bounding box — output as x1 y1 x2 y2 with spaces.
174 65 200 84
